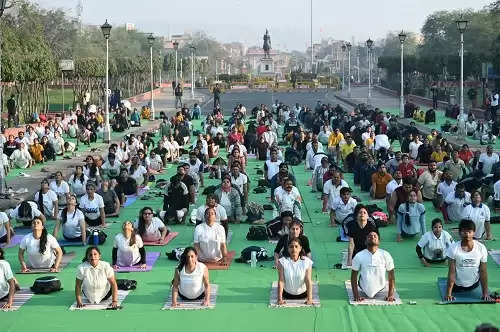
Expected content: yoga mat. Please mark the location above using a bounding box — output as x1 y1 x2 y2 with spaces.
69 290 130 311
143 232 179 246
489 250 500 266
0 235 23 249
345 280 402 306
18 252 76 274
115 252 160 273
124 187 149 207
87 223 112 230
162 284 218 310
341 251 351 270
205 251 236 270
58 239 85 247
0 288 35 312
268 281 320 308
437 277 495 304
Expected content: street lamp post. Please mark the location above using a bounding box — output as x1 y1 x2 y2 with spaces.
0 0 8 194
346 42 352 98
456 17 468 119
190 46 196 99
366 38 373 105
398 31 407 117
100 19 112 143
173 41 179 86
341 44 346 91
147 33 155 120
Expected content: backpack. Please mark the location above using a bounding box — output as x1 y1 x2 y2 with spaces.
116 279 137 290
246 202 264 222
235 246 270 263
167 247 186 261
87 230 107 245
266 217 283 239
285 147 301 166
31 276 62 294
246 226 269 241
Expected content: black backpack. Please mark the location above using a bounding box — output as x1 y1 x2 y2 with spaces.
31 276 62 294
116 279 137 290
87 230 107 245
285 147 301 166
235 246 270 263
246 226 269 241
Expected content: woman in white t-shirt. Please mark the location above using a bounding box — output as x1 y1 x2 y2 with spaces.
462 191 492 240
18 217 63 272
0 212 12 246
50 171 70 208
112 221 146 270
68 165 89 198
9 200 46 227
193 207 228 264
134 207 168 243
34 179 58 219
416 218 453 266
79 182 105 227
0 248 18 309
277 238 313 305
75 246 119 308
53 194 86 245
171 247 210 306
445 220 491 301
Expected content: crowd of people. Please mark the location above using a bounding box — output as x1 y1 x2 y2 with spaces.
0 95 498 311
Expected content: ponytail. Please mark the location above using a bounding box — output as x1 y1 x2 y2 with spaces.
39 227 48 255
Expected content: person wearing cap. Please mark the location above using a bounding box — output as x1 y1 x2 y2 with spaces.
371 163 393 199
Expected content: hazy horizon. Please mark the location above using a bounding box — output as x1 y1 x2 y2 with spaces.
35 0 492 51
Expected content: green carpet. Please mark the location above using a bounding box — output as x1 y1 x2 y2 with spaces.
1 119 499 332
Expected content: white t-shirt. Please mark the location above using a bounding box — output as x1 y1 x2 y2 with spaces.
193 222 226 262
478 152 499 175
79 194 105 220
446 241 487 287
230 173 248 195
0 260 14 299
279 256 313 295
49 181 70 205
128 165 148 186
133 217 165 242
20 233 60 268
10 201 42 224
101 160 122 178
437 181 457 199
113 233 144 267
332 196 358 224
445 191 471 222
274 186 301 213
462 204 491 239
409 141 423 159
417 231 453 261
374 134 390 151
58 208 85 239
146 155 163 171
385 179 402 196
323 179 349 209
34 190 58 216
179 261 206 299
68 174 89 197
196 204 227 223
76 261 114 304
352 248 394 298
265 160 282 180
0 212 9 238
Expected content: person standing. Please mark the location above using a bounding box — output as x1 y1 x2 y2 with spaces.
6 95 17 128
213 83 221 108
174 83 183 109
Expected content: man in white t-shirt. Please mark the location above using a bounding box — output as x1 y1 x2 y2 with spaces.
322 171 349 213
195 194 228 226
445 220 491 301
274 179 302 220
351 231 396 301
329 187 357 227
230 163 248 205
445 184 471 223
478 145 499 176
264 150 282 181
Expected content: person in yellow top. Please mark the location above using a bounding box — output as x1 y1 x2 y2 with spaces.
365 132 375 150
29 138 44 163
430 145 447 162
96 112 104 125
340 136 357 162
234 118 246 135
328 128 344 162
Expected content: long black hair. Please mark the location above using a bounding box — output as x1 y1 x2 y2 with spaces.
72 165 85 184
82 246 101 263
137 206 153 237
0 247 4 260
18 200 33 219
60 194 77 224
33 218 48 255
177 246 197 271
37 179 49 213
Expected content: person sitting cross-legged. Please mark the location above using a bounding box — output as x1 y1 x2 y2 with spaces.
416 218 453 267
193 207 228 265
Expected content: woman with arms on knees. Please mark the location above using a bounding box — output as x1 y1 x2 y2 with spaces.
416 218 453 267
34 179 58 219
0 248 19 309
112 221 146 270
75 246 119 308
171 247 210 307
396 190 426 242
79 182 106 227
53 194 86 246
134 207 168 243
274 220 311 267
193 207 228 264
18 217 63 273
276 238 313 305
445 220 491 301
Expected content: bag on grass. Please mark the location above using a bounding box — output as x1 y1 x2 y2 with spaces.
31 276 62 294
235 246 270 263
246 202 264 222
116 279 137 290
167 247 186 261
246 226 268 241
87 230 107 245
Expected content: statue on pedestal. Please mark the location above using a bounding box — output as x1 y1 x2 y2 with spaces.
263 29 271 58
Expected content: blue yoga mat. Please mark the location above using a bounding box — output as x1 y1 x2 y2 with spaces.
437 277 494 304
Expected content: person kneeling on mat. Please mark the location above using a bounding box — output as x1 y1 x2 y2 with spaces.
75 246 119 308
171 247 210 307
134 207 168 243
274 220 311 268
416 218 453 267
112 221 146 270
18 217 63 273
351 231 396 302
0 248 20 309
276 238 313 305
194 207 228 265
445 220 491 302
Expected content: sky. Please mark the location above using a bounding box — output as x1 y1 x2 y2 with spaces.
35 0 492 52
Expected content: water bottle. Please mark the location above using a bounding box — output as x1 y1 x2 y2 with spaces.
250 251 257 268
93 230 99 246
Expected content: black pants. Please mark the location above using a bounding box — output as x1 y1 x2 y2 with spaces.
85 216 102 227
63 235 82 242
452 279 480 292
283 290 307 300
0 234 7 243
214 97 220 108
178 291 205 301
